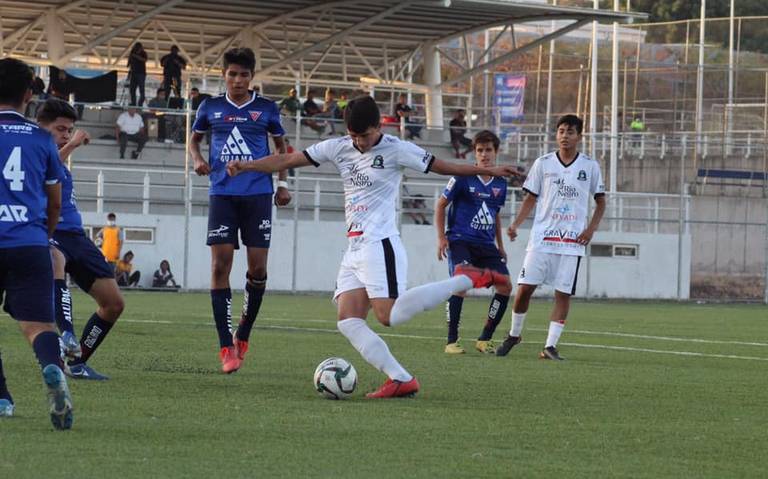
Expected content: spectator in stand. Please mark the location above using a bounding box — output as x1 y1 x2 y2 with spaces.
25 75 47 117
279 88 301 116
302 90 325 136
315 89 338 135
115 107 147 159
160 45 187 98
449 109 473 159
394 93 422 140
147 88 167 142
190 87 211 111
152 260 179 288
337 91 349 112
402 184 430 225
128 42 148 106
115 251 141 287
96 213 124 270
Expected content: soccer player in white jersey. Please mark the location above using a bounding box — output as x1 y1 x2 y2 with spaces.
227 96 518 398
496 115 606 360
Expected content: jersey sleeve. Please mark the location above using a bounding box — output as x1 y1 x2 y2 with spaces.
522 158 542 196
44 136 65 185
441 176 462 202
591 161 606 198
267 101 285 137
499 181 508 207
303 138 337 167
397 140 434 173
192 99 210 133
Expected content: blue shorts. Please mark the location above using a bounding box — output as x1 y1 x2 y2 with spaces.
0 246 54 323
448 240 509 276
207 194 272 249
52 230 115 292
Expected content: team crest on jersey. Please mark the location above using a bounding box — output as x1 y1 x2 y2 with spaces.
220 126 254 161
249 111 262 121
492 187 502 197
470 202 494 231
577 170 587 181
371 155 384 169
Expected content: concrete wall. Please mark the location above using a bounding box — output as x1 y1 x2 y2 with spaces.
82 212 690 299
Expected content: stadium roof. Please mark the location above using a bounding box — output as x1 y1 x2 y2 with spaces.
0 0 643 87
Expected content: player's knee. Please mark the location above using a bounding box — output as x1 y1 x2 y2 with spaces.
104 295 125 320
247 267 267 283
497 278 512 296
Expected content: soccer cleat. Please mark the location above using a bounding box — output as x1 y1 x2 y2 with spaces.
444 342 465 354
233 334 249 362
453 264 507 289
219 346 241 374
540 346 565 361
475 340 496 354
0 398 14 417
66 362 110 381
496 335 522 357
42 364 73 430
365 377 420 399
60 331 82 359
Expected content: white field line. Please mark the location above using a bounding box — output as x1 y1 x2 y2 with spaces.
119 319 768 362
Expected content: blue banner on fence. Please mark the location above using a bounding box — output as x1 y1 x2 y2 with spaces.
494 73 526 122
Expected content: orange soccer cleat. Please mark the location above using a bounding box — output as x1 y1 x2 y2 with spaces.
365 377 420 399
233 335 249 362
219 346 242 374
453 264 507 289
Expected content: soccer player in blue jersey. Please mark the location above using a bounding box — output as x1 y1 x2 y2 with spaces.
0 58 73 428
189 48 290 374
37 99 125 380
435 130 512 354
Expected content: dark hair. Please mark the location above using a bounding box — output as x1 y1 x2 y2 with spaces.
0 58 33 107
223 48 256 72
170 45 179 52
156 88 165 96
473 130 500 152
344 95 380 134
107 212 116 220
160 259 170 270
36 98 77 124
191 87 199 93
131 43 143 53
123 250 133 260
556 114 583 135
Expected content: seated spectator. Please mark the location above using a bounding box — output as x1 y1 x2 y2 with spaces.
336 92 349 117
152 260 179 288
147 88 168 142
279 88 301 116
394 94 422 140
115 251 141 287
302 90 325 136
115 107 147 159
449 109 473 158
314 89 339 134
190 87 211 111
402 184 430 225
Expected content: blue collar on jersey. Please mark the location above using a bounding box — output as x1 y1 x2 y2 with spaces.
0 110 26 118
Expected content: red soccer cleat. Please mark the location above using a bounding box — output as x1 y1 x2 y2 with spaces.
233 334 249 362
365 377 420 399
453 264 506 289
219 346 241 374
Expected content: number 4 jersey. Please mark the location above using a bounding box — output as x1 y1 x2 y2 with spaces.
0 110 64 247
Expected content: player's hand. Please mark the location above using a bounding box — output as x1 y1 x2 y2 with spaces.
499 248 507 262
71 130 90 147
194 158 211 176
576 229 594 245
507 225 518 241
274 186 291 206
437 236 449 261
487 166 521 178
225 160 245 177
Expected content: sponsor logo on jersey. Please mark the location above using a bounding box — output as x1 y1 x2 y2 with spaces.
0 123 34 134
553 178 579 199
213 112 223 119
542 228 579 243
551 204 577 221
470 201 494 231
207 224 230 238
345 203 368 213
519 267 525 278
224 115 248 123
371 155 384 169
445 177 456 191
577 170 587 181
346 164 372 187
220 126 254 161
421 152 432 166
0 204 29 222
249 110 262 121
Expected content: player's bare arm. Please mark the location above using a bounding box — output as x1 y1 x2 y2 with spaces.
271 135 291 206
495 214 507 260
507 193 537 241
576 194 606 245
189 131 210 175
58 130 90 160
429 158 518 178
45 182 62 238
435 195 450 261
227 152 311 177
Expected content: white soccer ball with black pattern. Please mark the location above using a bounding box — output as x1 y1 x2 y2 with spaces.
313 357 357 400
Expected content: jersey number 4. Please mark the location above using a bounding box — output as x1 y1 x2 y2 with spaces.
2 147 25 191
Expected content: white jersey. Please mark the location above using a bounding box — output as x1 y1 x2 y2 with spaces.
303 134 434 243
522 151 605 256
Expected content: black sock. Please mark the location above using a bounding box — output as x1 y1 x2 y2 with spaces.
211 288 233 348
32 331 62 369
0 353 12 403
70 313 114 365
54 279 75 335
478 293 510 341
236 274 266 342
446 295 464 344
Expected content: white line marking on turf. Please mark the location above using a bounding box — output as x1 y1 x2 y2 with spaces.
527 327 768 348
119 319 768 362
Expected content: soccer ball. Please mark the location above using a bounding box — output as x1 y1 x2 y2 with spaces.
313 357 357 400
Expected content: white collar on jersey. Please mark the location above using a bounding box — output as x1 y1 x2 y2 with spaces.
0 110 26 118
225 91 256 109
476 175 495 186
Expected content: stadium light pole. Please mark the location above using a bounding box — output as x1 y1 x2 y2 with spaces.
727 0 734 153
609 0 619 193
544 0 556 148
695 0 706 166
589 0 598 160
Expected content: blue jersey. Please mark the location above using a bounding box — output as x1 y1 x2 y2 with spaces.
0 110 64 248
192 91 285 196
56 165 83 233
443 175 507 245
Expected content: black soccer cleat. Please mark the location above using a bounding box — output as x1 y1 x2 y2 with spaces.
539 346 565 361
496 335 522 357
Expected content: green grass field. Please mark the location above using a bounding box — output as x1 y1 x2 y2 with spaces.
1 291 767 478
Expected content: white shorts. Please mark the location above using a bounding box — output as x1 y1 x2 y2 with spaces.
517 251 582 295
333 235 408 301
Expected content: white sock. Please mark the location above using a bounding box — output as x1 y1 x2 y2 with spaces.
545 321 565 348
337 318 411 382
510 312 526 337
389 276 473 327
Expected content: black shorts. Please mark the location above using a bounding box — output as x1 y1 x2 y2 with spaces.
207 194 272 249
0 246 54 323
52 230 115 292
448 240 509 276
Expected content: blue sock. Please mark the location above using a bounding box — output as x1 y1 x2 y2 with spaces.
446 295 464 344
236 274 266 342
70 313 113 365
211 288 233 348
478 293 510 341
0 353 12 403
32 331 62 370
54 279 75 335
